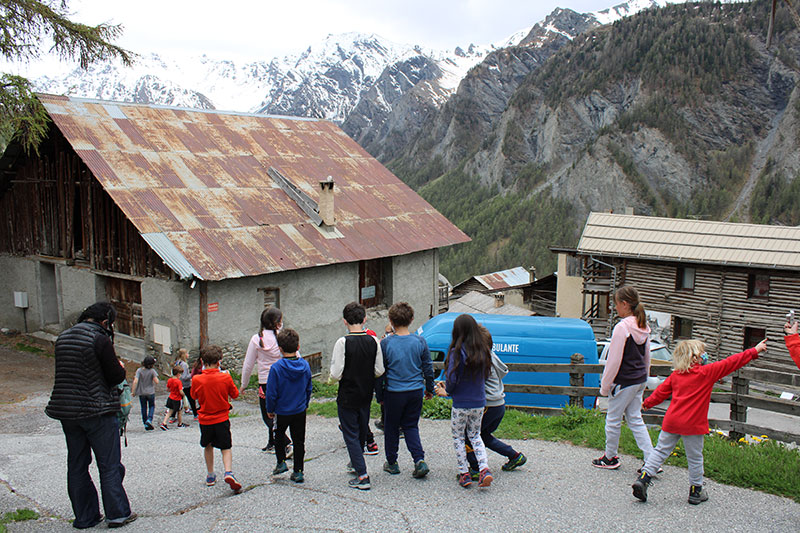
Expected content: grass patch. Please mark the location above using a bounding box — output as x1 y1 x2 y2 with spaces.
307 400 380 418
311 379 338 398
15 342 44 354
0 509 39 532
227 370 259 390
494 405 800 502
421 397 452 420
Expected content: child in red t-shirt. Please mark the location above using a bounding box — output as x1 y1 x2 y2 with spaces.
160 366 186 430
633 337 767 505
191 344 241 492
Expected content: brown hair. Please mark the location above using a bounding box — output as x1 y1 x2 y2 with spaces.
445 314 491 380
258 307 283 348
172 365 183 376
614 285 647 329
276 328 300 354
388 302 414 328
200 344 223 366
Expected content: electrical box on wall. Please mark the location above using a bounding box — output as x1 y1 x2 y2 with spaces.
14 291 28 309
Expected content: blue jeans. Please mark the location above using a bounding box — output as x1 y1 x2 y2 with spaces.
383 389 425 464
61 414 131 527
467 405 517 470
139 394 155 426
338 404 370 476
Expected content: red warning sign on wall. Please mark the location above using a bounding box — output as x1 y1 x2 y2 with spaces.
208 302 219 312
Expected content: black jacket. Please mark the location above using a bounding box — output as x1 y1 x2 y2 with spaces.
45 321 125 420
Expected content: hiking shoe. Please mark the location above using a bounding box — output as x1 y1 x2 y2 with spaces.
502 452 527 471
458 472 472 488
383 461 400 475
592 454 620 469
478 468 493 487
224 471 241 492
290 471 304 483
349 475 371 490
205 473 216 487
365 441 379 455
107 512 137 528
688 485 709 505
412 460 429 478
285 444 294 459
159 424 169 431
468 467 480 481
632 471 651 502
262 442 275 453
637 464 664 475
273 461 288 475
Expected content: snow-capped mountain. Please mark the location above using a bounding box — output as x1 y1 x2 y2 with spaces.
20 1 698 127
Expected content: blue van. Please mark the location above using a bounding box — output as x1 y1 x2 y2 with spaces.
416 313 598 409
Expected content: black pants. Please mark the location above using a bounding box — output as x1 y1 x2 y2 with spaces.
275 411 306 472
183 387 198 417
339 404 370 476
258 384 276 445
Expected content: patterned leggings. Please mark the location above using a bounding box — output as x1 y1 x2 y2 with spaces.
451 407 488 473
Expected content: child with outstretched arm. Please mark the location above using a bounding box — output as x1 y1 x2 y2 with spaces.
633 337 767 505
783 319 800 370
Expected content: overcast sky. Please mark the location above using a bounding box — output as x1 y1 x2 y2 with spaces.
64 0 617 61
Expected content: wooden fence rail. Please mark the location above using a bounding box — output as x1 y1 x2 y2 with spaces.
433 357 800 444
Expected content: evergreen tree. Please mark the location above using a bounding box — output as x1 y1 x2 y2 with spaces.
1 0 133 153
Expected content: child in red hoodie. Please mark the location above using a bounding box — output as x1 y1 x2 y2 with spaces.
784 320 800 369
191 345 241 492
633 337 767 505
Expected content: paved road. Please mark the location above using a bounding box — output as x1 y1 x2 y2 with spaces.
1 391 798 532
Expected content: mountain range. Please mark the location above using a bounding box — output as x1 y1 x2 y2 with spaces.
19 0 800 283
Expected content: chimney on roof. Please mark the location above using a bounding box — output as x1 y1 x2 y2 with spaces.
624 206 635 215
529 266 536 284
494 293 505 308
319 176 335 226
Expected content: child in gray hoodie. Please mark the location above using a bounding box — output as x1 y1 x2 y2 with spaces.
465 326 526 477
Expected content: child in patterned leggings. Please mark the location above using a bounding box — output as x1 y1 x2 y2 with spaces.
435 314 493 488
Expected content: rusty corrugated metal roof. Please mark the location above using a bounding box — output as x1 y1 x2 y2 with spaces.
453 266 533 292
578 212 800 269
39 94 470 281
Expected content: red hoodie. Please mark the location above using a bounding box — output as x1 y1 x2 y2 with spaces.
785 334 800 370
643 348 758 435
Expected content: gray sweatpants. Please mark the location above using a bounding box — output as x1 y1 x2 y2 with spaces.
604 382 654 461
644 431 705 486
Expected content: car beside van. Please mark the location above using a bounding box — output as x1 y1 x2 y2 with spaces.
596 339 673 390
416 313 599 409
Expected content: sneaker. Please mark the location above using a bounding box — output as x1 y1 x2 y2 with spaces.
383 461 400 475
688 485 709 505
346 462 356 474
224 471 241 492
502 452 527 471
262 442 275 453
365 441 379 455
285 444 294 459
478 468 493 487
632 471 651 502
169 417 176 424
637 464 664 475
205 473 216 487
159 424 169 431
349 475 371 490
458 472 472 488
177 423 190 428
592 454 620 469
144 423 154 431
290 471 304 483
412 459 429 479
273 461 288 475
107 513 137 528
375 420 384 431
468 467 480 481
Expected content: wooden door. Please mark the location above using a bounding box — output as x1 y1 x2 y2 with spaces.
359 259 382 308
105 277 144 338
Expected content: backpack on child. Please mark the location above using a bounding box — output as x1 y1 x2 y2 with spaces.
117 379 133 447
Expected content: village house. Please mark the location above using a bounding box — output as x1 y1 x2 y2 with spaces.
450 266 556 316
0 95 469 369
554 212 800 372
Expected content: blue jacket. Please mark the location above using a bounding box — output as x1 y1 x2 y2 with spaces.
379 334 433 395
445 348 487 409
265 356 312 416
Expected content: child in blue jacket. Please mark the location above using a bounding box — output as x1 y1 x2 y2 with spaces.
266 328 312 483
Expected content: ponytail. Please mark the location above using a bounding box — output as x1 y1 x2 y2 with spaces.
257 307 283 348
614 285 647 329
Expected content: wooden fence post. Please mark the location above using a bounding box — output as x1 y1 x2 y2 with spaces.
569 353 584 407
729 371 749 441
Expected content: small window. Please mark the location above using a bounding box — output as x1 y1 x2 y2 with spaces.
566 256 582 277
673 316 693 340
430 350 445 362
747 274 769 299
359 259 384 308
259 288 280 309
676 267 696 290
743 327 766 350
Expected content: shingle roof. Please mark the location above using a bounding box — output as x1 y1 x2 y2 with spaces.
578 212 800 269
39 94 469 281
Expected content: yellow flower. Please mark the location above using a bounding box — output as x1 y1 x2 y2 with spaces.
760 435 769 439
